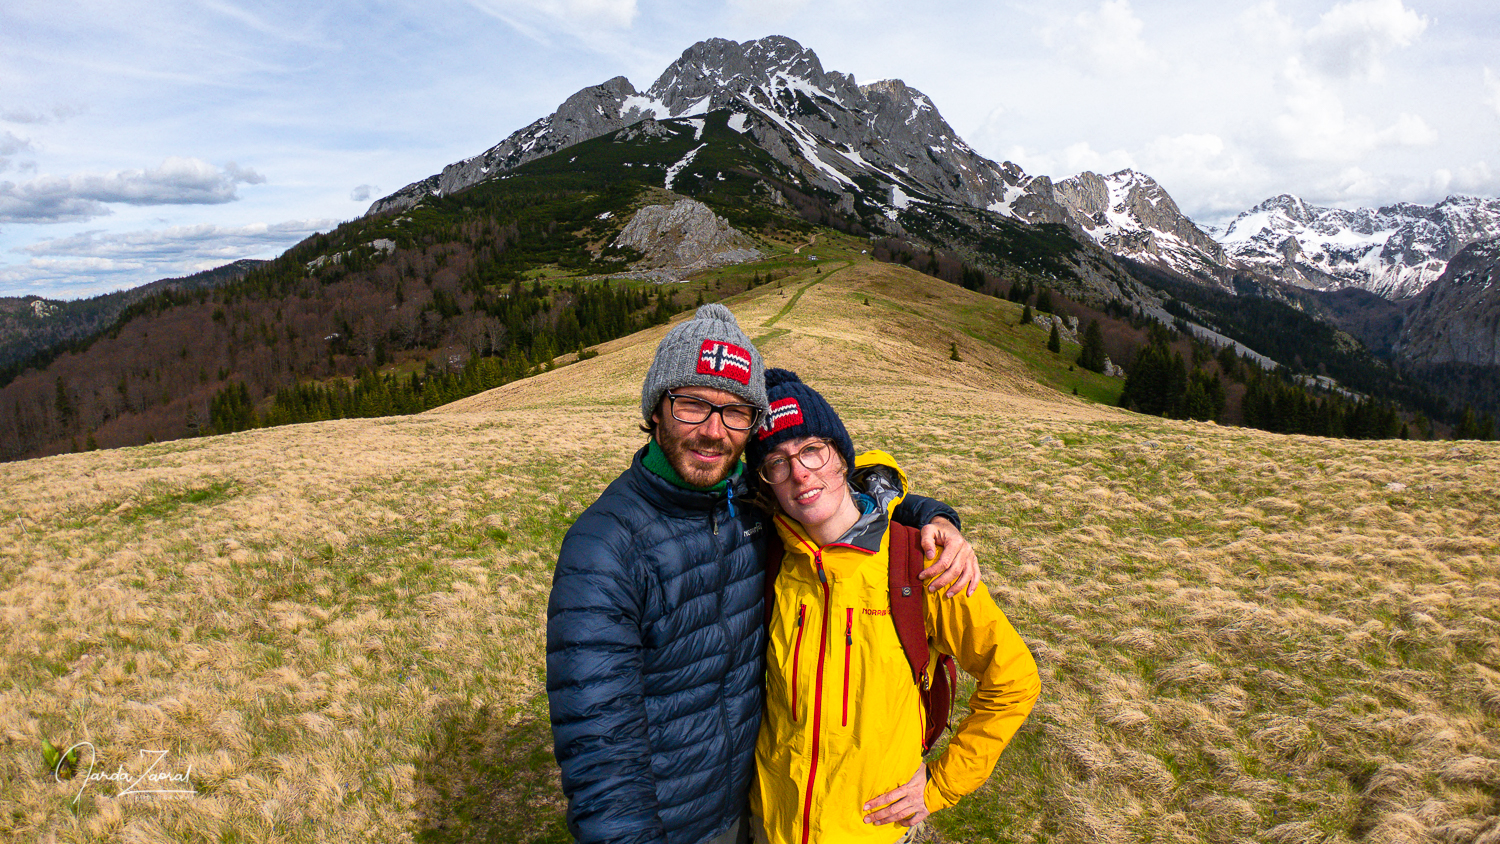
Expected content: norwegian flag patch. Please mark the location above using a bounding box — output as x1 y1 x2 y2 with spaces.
697 340 752 385
758 397 803 439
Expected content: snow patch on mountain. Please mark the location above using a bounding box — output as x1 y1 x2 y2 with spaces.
622 95 670 120
664 145 706 190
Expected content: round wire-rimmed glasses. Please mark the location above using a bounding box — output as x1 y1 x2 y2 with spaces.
665 392 761 431
758 440 835 484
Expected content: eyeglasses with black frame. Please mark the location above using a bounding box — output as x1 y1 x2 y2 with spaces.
758 439 836 484
664 391 762 431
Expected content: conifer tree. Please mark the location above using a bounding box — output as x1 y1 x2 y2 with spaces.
54 376 73 424
1078 319 1106 373
1047 322 1061 353
1021 303 1033 325
1455 405 1480 440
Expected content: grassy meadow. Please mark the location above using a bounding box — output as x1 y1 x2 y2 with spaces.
2 258 1497 843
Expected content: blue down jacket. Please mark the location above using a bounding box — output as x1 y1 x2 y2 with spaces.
546 446 957 844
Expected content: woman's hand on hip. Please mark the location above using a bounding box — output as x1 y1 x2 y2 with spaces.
862 763 930 827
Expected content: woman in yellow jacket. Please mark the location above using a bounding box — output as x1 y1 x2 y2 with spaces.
746 370 1040 844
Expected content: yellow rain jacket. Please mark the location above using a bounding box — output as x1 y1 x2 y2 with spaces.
751 451 1040 844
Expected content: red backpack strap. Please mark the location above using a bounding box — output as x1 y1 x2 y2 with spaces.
926 653 958 753
886 522 930 685
888 522 958 753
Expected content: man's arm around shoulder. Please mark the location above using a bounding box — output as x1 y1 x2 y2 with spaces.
895 494 979 596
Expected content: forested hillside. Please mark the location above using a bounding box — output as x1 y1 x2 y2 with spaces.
0 176 694 460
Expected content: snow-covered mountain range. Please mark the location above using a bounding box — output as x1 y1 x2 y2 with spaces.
1037 171 1500 302
1212 195 1500 300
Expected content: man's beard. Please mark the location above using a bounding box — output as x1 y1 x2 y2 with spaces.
657 427 744 488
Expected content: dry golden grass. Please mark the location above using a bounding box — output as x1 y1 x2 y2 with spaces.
2 258 1496 843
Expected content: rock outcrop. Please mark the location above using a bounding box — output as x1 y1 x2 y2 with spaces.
612 200 763 280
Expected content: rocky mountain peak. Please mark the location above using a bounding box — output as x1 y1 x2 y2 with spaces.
1050 169 1228 281
1245 194 1313 223
635 36 864 122
365 34 1072 231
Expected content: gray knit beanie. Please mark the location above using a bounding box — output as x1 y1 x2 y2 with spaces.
641 303 769 423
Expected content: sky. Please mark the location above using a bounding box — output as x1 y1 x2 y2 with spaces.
3 0 1498 300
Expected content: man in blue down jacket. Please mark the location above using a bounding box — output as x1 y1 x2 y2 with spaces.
547 304 975 844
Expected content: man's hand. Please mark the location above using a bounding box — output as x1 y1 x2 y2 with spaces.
919 516 979 597
862 763 930 827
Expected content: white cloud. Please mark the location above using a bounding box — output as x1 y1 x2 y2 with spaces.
0 104 85 125
0 256 150 299
1 109 50 125
1485 68 1500 117
1316 166 1385 203
1058 141 1137 176
1042 0 1162 75
20 220 333 261
967 106 1011 160
0 189 108 225
1373 112 1437 147
1304 0 1427 81
0 131 32 157
463 0 639 36
1237 1 1298 48
1271 68 1436 161
1145 133 1226 164
350 184 377 202
1427 162 1499 198
727 0 811 23
1006 141 1137 180
0 158 266 223
1121 134 1272 220
1141 134 1248 186
2 219 336 300
0 130 33 172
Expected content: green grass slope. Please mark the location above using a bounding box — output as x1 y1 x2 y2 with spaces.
1 262 1496 844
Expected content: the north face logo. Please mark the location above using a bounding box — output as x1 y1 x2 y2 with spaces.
758 397 803 439
697 340 752 385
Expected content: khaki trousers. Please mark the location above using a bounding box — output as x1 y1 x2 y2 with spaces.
748 815 925 843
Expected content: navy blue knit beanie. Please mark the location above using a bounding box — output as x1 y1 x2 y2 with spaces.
746 369 856 476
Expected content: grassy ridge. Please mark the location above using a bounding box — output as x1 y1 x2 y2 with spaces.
1 262 1496 843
